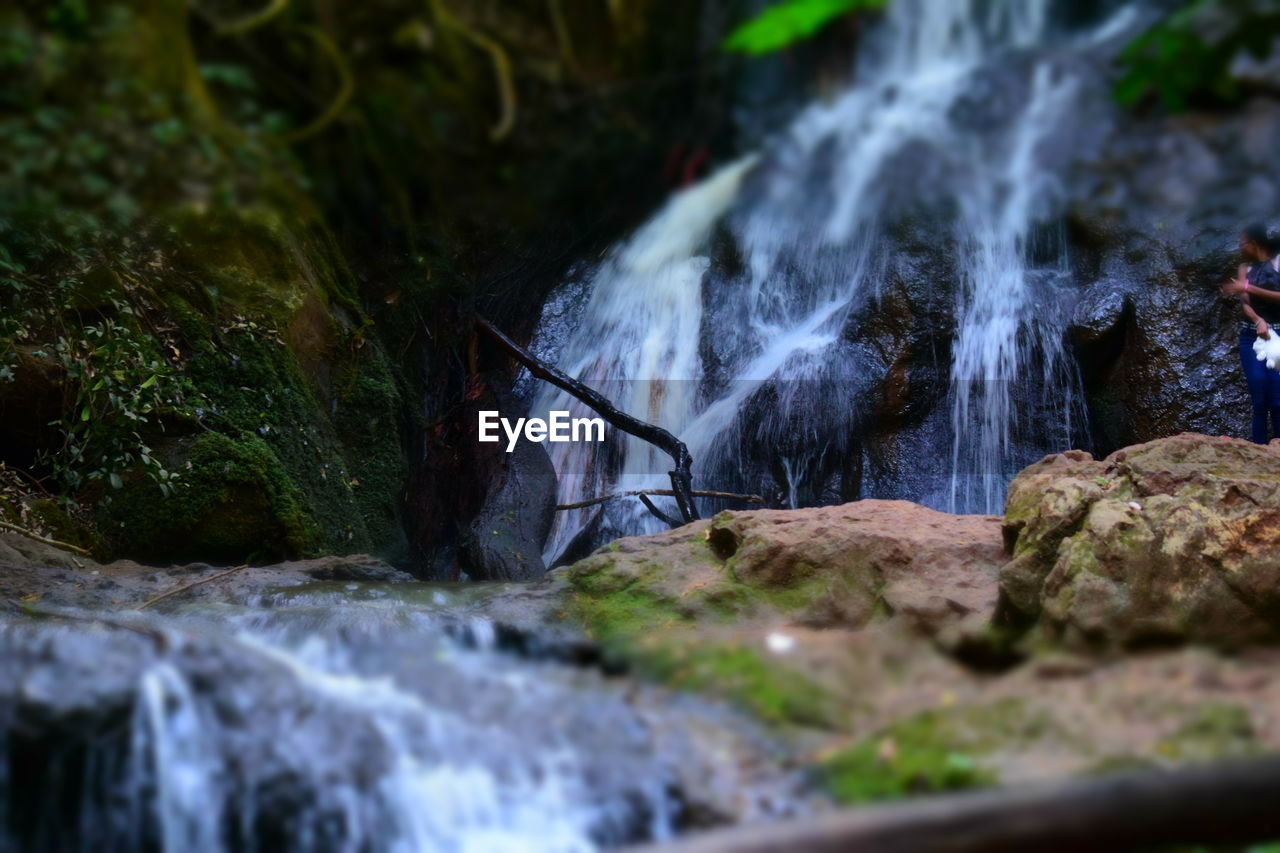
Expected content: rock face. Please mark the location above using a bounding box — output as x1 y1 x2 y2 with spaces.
570 500 1004 638
1000 433 1280 650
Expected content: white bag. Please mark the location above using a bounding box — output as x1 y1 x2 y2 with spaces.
1253 334 1280 371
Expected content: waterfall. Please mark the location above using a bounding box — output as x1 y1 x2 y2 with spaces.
533 0 1137 560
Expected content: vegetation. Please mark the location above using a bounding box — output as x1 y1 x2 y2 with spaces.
726 0 1280 114
818 707 1000 803
0 0 717 564
723 0 887 55
1116 0 1280 110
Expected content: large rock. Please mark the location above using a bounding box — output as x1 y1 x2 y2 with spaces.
705 501 1003 634
1000 433 1280 650
563 499 1005 729
570 500 1004 637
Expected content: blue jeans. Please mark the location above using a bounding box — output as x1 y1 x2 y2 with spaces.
1240 327 1280 444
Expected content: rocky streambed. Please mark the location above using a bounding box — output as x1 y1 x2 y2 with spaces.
4 433 1280 849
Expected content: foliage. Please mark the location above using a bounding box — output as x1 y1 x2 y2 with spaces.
723 0 888 55
1115 0 1280 111
43 303 186 497
99 431 320 563
0 264 197 501
0 0 714 561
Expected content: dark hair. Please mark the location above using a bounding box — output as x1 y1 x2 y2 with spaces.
1243 222 1275 253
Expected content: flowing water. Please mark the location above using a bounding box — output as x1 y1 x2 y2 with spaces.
531 0 1142 562
0 585 806 852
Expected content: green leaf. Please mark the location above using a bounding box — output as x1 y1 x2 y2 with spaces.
724 0 887 56
140 374 158 389
108 472 122 489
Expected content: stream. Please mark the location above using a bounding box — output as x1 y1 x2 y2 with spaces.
0 581 810 852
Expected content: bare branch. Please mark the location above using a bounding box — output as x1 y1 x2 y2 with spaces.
645 756 1280 853
138 564 250 610
0 521 91 556
556 489 764 511
474 315 699 524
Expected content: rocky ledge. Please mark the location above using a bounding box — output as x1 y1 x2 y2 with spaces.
559 433 1280 802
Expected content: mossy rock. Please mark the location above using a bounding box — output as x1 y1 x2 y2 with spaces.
99 432 320 564
817 699 1053 803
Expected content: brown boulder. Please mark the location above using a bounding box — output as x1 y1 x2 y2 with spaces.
707 501 1004 634
566 499 1004 639
999 433 1280 649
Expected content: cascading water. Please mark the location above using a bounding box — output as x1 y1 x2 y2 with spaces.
0 586 805 851
532 0 1140 560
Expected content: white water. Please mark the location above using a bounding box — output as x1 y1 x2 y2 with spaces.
4 592 804 851
534 0 1134 559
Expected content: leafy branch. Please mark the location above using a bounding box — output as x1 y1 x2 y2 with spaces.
1115 0 1280 111
723 0 888 56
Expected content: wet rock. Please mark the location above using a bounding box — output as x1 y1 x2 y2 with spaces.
999 433 1280 650
0 538 415 609
1069 282 1130 348
290 554 413 583
461 435 558 582
1060 96 1280 452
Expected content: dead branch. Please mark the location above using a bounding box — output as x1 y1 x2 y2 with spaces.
556 489 764 512
475 315 700 524
638 493 679 526
0 520 91 556
138 564 250 610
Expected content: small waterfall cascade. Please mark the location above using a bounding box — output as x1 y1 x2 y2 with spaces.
0 586 803 851
533 0 1139 560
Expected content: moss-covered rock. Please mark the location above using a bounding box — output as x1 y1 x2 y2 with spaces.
817 701 1046 803
562 501 1006 729
100 432 319 563
999 433 1280 650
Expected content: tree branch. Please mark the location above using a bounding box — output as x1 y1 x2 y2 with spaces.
138 564 250 610
474 315 699 524
638 493 680 526
0 521 91 556
556 489 764 511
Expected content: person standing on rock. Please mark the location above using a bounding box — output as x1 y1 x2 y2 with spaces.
1221 223 1280 443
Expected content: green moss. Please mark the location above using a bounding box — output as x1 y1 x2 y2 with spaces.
27 499 105 556
101 431 319 563
1156 704 1259 762
641 640 836 728
818 700 1048 803
568 570 838 728
169 294 405 558
330 337 408 553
